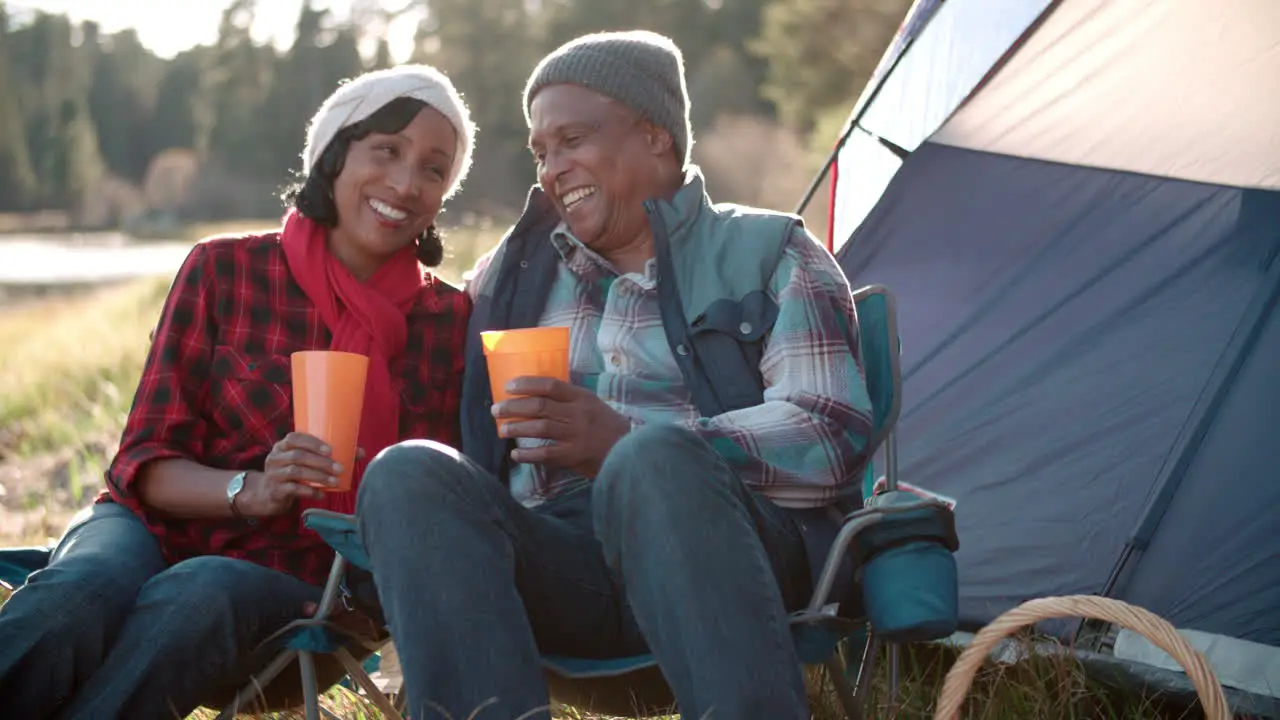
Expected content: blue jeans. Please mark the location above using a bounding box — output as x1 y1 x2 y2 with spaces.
0 501 325 719
357 423 814 720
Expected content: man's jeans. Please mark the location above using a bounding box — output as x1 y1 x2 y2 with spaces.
0 501 325 719
357 423 814 720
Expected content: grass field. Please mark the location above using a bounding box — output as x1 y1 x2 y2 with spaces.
0 219 1195 719
175 640 1184 719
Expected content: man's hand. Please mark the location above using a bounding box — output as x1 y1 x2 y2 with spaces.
494 376 630 478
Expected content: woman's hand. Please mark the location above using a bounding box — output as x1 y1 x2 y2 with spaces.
238 432 343 517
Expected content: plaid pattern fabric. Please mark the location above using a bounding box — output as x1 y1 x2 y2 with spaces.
97 233 470 586
470 223 873 509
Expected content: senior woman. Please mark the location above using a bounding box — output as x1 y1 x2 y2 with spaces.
0 64 475 719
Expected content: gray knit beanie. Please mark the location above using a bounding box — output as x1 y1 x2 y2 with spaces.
304 64 475 199
523 30 692 167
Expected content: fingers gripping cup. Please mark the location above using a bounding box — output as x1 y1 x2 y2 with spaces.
480 327 571 430
291 350 369 492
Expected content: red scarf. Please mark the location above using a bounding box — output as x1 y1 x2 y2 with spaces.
280 209 426 515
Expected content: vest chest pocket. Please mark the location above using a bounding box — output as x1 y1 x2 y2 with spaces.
691 292 777 340
686 291 779 413
208 347 294 446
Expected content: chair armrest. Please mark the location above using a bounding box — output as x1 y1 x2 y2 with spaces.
807 499 957 614
302 508 372 571
0 546 53 590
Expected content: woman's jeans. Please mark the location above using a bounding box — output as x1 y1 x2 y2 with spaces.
0 502 325 719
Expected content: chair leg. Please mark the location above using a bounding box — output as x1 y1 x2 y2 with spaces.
216 648 299 720
394 690 409 714
299 650 321 720
853 632 880 702
888 642 901 711
825 655 863 720
335 647 404 720
824 632 873 720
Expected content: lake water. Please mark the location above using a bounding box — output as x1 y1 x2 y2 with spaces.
0 233 193 286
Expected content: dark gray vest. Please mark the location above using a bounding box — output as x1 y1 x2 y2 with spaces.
458 177 857 604
461 176 800 481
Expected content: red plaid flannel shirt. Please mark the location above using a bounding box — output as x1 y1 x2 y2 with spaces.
97 232 471 586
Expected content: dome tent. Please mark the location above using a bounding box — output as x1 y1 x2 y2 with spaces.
807 0 1280 714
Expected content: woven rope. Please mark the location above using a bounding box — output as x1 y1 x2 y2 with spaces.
932 595 1229 720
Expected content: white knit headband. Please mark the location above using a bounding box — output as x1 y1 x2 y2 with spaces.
302 64 475 200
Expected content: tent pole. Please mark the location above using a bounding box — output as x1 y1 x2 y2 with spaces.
793 143 842 216
1098 203 1280 603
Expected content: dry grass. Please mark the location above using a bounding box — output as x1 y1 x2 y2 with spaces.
0 275 170 461
170 638 1187 719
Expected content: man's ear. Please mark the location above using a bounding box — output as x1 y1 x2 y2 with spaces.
645 124 674 157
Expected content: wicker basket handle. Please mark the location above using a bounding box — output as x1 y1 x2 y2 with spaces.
932 595 1229 720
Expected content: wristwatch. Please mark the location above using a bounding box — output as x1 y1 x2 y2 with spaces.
227 470 253 523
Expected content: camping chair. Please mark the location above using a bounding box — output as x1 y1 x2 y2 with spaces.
0 546 53 593
0 539 394 719
293 284 960 720
214 545 401 720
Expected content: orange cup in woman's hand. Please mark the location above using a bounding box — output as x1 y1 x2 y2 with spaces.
481 327 571 430
291 350 369 491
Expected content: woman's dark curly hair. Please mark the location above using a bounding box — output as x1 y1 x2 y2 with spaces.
281 96 445 267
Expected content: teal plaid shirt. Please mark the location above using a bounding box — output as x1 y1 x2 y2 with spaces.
468 222 873 509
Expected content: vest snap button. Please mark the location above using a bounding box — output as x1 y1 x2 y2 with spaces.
519 261 529 269
739 322 752 335
676 344 689 356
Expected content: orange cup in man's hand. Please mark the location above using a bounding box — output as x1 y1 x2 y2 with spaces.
291 350 368 492
481 327 571 430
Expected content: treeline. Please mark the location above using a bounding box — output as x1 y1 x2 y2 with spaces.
0 0 909 229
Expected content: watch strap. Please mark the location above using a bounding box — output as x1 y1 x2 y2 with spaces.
228 471 254 523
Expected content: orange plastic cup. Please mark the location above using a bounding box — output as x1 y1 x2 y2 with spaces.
291 350 369 492
480 327 571 429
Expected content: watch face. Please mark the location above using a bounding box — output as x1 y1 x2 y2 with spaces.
227 473 245 498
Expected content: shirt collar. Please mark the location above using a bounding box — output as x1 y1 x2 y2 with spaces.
550 221 658 283
550 221 580 262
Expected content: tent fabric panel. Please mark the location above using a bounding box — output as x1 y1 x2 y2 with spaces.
837 142 1277 632
835 0 944 140
933 0 1280 190
858 0 1051 152
1115 626 1280 699
830 128 903 255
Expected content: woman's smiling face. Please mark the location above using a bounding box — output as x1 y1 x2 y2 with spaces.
328 103 457 279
